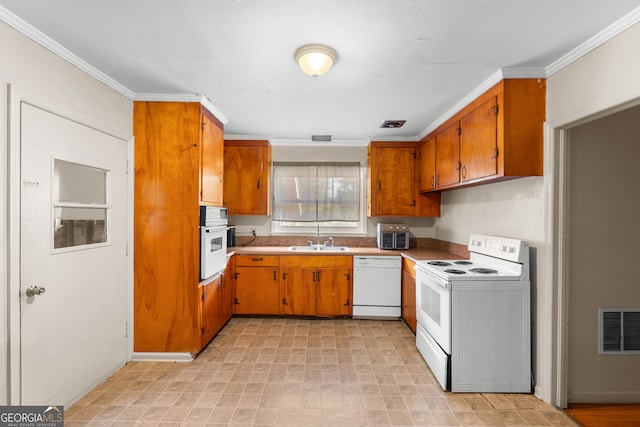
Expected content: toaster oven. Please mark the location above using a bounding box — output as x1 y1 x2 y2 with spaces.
376 223 410 249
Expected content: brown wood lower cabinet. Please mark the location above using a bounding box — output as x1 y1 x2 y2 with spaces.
200 258 235 350
280 256 352 317
234 255 280 315
316 267 351 316
401 257 417 333
201 275 223 348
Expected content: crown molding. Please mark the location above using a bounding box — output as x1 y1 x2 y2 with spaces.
134 93 229 124
223 134 272 141
0 5 135 99
501 67 547 79
546 6 640 76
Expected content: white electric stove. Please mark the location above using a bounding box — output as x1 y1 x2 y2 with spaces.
414 234 532 392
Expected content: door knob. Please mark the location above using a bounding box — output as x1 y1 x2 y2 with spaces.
25 285 46 297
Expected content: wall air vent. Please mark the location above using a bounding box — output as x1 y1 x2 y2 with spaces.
380 120 406 129
311 135 332 142
599 308 640 354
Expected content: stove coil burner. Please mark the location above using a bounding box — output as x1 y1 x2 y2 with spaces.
469 267 498 274
444 269 466 275
454 261 472 265
427 261 451 266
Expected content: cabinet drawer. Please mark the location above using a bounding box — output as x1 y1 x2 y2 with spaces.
235 255 279 267
280 255 352 268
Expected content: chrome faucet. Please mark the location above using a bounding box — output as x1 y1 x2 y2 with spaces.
308 224 332 247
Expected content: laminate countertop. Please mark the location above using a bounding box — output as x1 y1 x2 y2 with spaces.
229 246 465 262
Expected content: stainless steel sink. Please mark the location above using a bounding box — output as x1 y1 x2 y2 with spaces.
318 246 349 252
287 245 349 252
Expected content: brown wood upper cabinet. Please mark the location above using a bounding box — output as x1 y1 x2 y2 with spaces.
369 141 440 217
419 78 546 192
223 140 272 215
200 108 225 206
133 101 225 354
368 142 417 217
417 138 436 192
435 122 462 189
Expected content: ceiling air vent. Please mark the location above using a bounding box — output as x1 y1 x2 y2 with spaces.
311 135 332 142
599 308 640 354
380 120 406 129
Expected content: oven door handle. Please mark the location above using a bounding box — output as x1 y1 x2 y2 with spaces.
415 266 451 290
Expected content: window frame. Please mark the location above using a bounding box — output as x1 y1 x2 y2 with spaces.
270 162 367 236
51 158 112 253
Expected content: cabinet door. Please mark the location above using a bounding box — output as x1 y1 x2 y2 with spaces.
281 268 316 316
435 122 461 188
133 101 201 353
372 146 416 216
460 97 498 182
223 144 268 215
201 277 222 348
401 267 417 333
417 138 436 192
221 266 234 325
234 267 279 314
316 268 351 316
200 110 224 206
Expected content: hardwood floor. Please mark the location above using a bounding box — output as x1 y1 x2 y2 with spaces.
565 403 640 427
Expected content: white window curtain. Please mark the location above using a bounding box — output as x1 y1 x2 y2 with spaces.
272 162 360 225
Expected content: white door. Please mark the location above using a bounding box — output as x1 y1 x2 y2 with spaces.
19 103 128 406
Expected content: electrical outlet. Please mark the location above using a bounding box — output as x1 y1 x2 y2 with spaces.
251 228 256 237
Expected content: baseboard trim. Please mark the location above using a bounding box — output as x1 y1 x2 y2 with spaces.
131 352 193 362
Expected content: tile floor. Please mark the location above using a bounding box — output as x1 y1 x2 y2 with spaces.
65 318 578 426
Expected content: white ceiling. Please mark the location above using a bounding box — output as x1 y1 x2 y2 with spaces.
2 0 640 142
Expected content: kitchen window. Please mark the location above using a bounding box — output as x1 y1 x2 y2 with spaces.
271 162 365 235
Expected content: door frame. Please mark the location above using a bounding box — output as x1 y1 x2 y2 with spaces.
546 100 640 407
6 83 134 405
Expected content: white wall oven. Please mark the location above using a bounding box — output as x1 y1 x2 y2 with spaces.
415 234 531 392
199 206 228 281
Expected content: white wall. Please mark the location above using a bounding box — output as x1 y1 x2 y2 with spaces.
566 106 640 403
0 20 132 404
435 177 544 245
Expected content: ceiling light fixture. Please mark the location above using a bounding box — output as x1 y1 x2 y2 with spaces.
294 44 338 77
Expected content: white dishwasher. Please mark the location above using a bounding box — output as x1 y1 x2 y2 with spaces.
352 256 402 319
